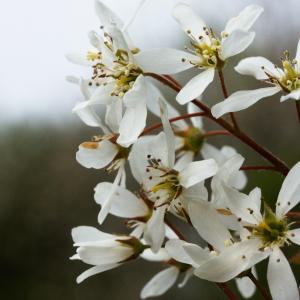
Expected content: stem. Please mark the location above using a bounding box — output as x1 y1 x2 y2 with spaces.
241 165 279 172
287 212 300 218
141 112 207 136
145 73 290 176
217 283 240 300
164 218 187 241
295 101 300 124
218 70 240 131
248 273 272 300
202 130 231 138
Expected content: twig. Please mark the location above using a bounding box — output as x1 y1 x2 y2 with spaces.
248 272 272 300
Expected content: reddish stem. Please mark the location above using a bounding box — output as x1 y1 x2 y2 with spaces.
141 112 206 136
287 212 300 218
241 165 279 172
248 273 272 300
145 73 290 176
296 101 300 124
202 130 231 138
164 218 187 241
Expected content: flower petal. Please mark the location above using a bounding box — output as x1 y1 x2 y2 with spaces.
76 140 118 169
276 161 300 216
221 30 255 60
267 247 299 300
235 274 256 299
76 264 120 283
194 239 266 282
280 89 300 102
224 5 264 34
187 102 204 129
141 248 171 262
172 3 208 43
71 226 113 244
296 38 300 66
188 200 232 251
174 151 194 172
134 48 198 74
211 87 281 118
66 53 95 66
235 56 279 80
105 98 122 133
176 69 215 105
288 229 300 245
94 182 149 218
140 267 179 299
179 159 218 188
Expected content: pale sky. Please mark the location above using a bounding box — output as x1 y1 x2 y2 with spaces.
0 0 299 123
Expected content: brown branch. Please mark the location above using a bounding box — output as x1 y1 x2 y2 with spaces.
248 273 272 300
202 130 231 138
145 73 290 175
241 165 279 172
295 101 300 124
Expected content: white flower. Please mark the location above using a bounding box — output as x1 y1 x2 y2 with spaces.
212 38 300 118
135 4 263 104
194 162 300 300
71 226 146 283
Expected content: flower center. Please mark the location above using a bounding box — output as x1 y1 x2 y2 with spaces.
146 155 182 205
176 127 205 155
250 205 289 248
184 27 223 69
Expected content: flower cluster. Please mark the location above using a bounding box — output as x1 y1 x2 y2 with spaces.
68 2 300 299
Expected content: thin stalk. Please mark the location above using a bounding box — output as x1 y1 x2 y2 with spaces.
295 101 300 124
248 273 272 300
202 130 231 138
145 73 290 176
241 165 279 172
218 70 240 131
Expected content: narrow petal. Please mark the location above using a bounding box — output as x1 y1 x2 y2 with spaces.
187 102 204 129
76 140 118 169
211 87 281 118
224 5 264 34
288 229 300 245
182 244 211 266
172 3 208 43
179 159 218 188
141 248 171 262
201 143 225 164
276 161 300 216
71 226 113 243
140 267 179 299
188 200 232 251
194 239 265 282
144 206 167 253
221 30 255 60
174 151 194 172
280 89 300 102
235 275 256 299
235 56 278 80
94 0 123 28
296 38 300 65
65 53 94 66
94 182 149 218
134 48 198 74
105 98 122 133
176 69 215 105
77 264 119 283
267 247 299 300
165 239 201 266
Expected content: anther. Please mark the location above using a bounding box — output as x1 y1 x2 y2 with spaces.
276 259 280 263
181 58 186 62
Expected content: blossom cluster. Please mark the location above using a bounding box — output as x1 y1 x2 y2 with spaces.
67 1 300 299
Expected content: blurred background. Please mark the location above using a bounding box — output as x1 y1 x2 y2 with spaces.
1 0 300 299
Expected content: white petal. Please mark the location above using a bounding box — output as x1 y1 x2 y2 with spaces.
235 56 278 80
129 133 169 183
201 143 225 164
187 102 204 129
178 268 194 288
179 159 218 188
117 103 147 147
94 182 149 218
76 264 119 283
141 267 179 299
221 30 255 60
182 243 211 266
165 239 201 266
159 99 175 168
235 275 256 299
172 3 208 43
288 229 300 245
78 244 133 265
134 48 198 74
107 25 131 54
105 98 122 133
141 248 171 262
194 239 265 282
222 185 262 224
211 87 281 118
76 140 118 169
94 0 123 28
176 69 215 105
123 75 146 108
89 83 115 105
280 89 300 102
296 38 300 65
71 226 113 243
66 53 94 66
188 200 232 251
276 161 300 216
181 182 208 203
267 247 299 300
224 5 264 34
144 206 167 253
174 151 194 172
